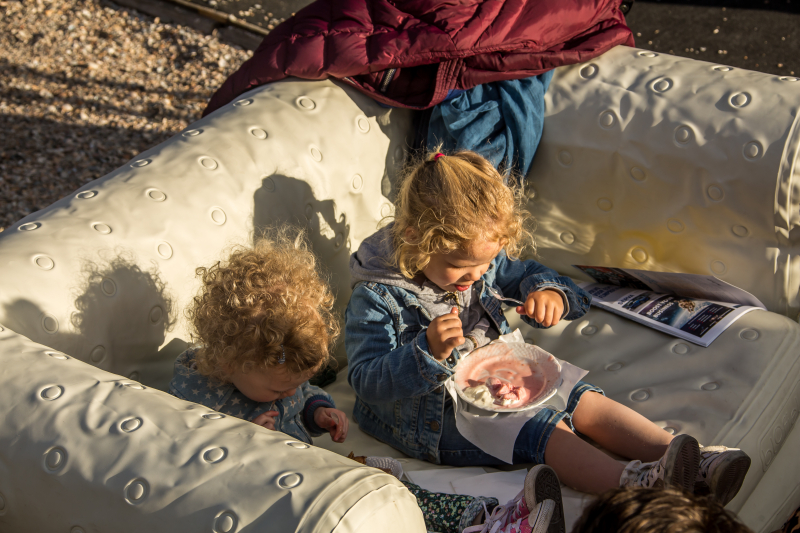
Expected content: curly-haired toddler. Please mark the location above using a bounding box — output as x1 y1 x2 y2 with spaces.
168 230 348 444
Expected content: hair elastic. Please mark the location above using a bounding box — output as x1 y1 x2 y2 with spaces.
278 345 286 364
433 153 445 160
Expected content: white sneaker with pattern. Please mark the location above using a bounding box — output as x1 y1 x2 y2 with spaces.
365 456 404 479
619 434 700 492
695 445 751 505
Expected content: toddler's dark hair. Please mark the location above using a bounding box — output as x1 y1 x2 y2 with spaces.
571 487 753 533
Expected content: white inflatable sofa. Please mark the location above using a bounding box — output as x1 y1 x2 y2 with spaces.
1 45 799 532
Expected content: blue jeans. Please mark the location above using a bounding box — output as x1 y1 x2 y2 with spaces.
438 381 604 466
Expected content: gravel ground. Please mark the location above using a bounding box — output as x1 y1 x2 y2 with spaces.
0 0 252 232
3 0 799 235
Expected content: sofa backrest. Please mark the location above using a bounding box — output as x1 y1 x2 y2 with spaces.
528 46 800 319
3 46 800 388
0 79 413 389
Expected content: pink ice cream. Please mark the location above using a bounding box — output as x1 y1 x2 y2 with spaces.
485 377 521 405
457 353 551 409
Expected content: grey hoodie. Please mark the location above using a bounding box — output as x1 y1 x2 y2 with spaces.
349 224 497 353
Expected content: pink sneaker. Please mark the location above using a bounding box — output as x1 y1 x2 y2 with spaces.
464 500 556 533
464 465 564 533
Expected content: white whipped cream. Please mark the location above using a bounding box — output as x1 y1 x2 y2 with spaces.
462 384 517 409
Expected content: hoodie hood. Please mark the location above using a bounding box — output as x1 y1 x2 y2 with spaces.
349 224 499 354
349 224 421 292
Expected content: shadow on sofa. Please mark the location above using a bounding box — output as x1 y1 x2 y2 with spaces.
254 173 353 366
2 249 184 389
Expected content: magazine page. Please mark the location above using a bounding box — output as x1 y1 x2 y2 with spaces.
573 266 765 308
577 282 761 347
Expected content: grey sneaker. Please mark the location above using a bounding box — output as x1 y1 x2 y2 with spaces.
695 445 751 505
619 434 700 492
365 456 404 479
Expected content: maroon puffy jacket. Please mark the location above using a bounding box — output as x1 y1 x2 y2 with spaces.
204 0 633 115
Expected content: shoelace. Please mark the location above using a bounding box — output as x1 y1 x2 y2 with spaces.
624 460 661 488
698 451 719 479
485 506 543 533
464 495 522 533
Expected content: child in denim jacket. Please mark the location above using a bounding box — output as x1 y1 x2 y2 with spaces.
168 230 348 444
346 150 750 504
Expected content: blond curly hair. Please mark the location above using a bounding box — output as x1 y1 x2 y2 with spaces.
390 149 533 278
189 228 339 380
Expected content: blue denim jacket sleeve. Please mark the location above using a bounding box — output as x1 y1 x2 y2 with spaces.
492 253 591 329
346 283 454 403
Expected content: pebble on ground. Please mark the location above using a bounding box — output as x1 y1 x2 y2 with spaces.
0 0 253 231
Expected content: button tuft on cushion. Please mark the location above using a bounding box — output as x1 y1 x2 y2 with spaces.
124 479 149 505
43 446 67 473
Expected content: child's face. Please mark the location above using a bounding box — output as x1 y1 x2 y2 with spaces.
422 238 502 293
228 364 313 403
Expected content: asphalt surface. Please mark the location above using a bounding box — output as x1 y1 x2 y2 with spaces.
627 0 800 76
178 0 800 77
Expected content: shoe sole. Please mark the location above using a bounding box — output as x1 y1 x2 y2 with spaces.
524 465 564 533
710 451 751 506
663 434 700 493
529 500 556 533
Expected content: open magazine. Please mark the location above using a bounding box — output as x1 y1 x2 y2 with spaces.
573 266 766 347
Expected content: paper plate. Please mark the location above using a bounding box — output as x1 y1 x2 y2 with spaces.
453 342 561 412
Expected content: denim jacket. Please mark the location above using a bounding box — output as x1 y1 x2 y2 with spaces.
168 348 335 444
345 250 591 463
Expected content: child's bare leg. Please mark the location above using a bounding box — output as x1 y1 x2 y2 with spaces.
571 392 674 461
544 420 625 494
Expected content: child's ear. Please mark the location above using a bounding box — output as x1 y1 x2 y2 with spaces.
220 362 235 379
404 227 419 243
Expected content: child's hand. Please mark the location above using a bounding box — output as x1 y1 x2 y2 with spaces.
517 290 564 327
427 307 464 361
252 410 280 430
314 407 349 443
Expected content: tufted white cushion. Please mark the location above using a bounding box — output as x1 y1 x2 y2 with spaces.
1 46 800 532
0 79 412 389
525 46 800 531
527 46 800 320
0 325 423 533
0 79 423 532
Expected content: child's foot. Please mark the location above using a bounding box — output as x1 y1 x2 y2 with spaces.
365 456 404 479
347 452 404 479
619 434 700 492
695 445 751 505
464 465 564 533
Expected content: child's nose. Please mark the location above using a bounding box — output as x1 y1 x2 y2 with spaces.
282 388 297 398
464 267 482 281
